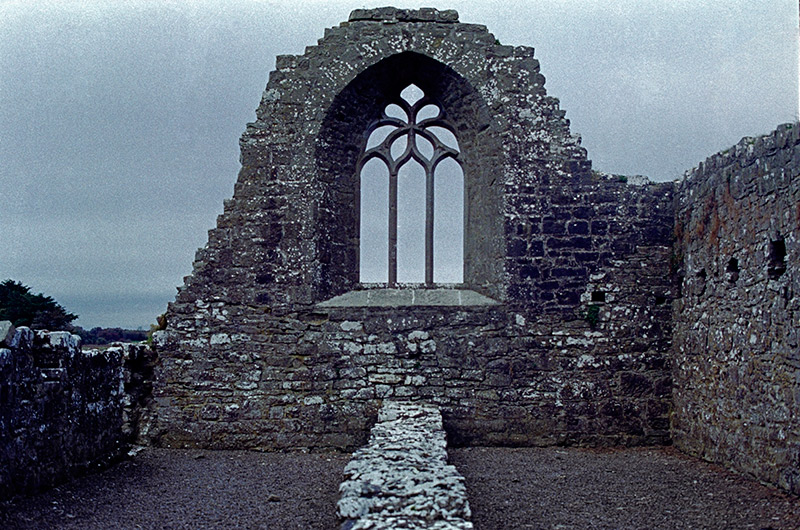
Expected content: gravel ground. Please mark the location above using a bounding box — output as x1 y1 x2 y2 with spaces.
450 446 800 530
0 449 350 530
1 446 798 529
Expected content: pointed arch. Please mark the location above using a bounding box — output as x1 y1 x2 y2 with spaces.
316 51 503 299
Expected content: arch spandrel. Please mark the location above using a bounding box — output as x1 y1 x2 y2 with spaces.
251 12 529 140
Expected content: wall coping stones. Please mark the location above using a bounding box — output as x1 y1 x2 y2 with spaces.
681 122 799 183
317 288 500 308
40 330 81 351
348 7 459 23
8 326 33 350
338 401 473 530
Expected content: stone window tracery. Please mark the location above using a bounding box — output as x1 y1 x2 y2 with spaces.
359 84 464 285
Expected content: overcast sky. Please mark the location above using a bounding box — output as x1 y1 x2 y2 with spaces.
1 0 797 329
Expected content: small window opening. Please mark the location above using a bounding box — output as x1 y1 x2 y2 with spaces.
654 294 667 305
768 239 786 280
726 257 739 284
591 291 606 303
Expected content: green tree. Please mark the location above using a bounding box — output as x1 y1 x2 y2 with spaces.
0 279 78 330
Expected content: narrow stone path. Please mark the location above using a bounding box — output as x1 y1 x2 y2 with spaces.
338 402 472 529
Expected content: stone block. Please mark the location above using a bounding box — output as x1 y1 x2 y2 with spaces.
0 321 15 347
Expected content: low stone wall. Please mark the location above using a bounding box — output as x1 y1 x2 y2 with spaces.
338 401 472 530
0 322 154 500
672 123 800 494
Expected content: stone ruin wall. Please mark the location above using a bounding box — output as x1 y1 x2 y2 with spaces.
145 8 676 452
1 6 797 502
0 323 154 499
672 123 800 494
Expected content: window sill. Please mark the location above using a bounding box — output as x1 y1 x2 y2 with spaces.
316 288 500 308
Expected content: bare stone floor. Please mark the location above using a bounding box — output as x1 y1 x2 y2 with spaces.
1 446 798 529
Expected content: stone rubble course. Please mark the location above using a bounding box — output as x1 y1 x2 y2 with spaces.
338 401 473 530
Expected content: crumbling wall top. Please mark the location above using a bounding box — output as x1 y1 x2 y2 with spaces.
348 7 459 23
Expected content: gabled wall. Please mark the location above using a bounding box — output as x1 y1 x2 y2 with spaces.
146 8 675 451
672 123 800 494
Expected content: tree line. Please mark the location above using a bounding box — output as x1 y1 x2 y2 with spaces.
0 279 147 345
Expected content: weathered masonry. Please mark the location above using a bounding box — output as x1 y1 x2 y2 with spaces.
0 7 796 502
141 10 800 496
145 8 675 451
0 323 153 499
672 124 800 494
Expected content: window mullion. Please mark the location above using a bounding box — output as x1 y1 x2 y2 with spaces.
388 166 398 285
425 161 434 286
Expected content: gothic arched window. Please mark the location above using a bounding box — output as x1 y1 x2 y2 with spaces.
359 84 464 285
